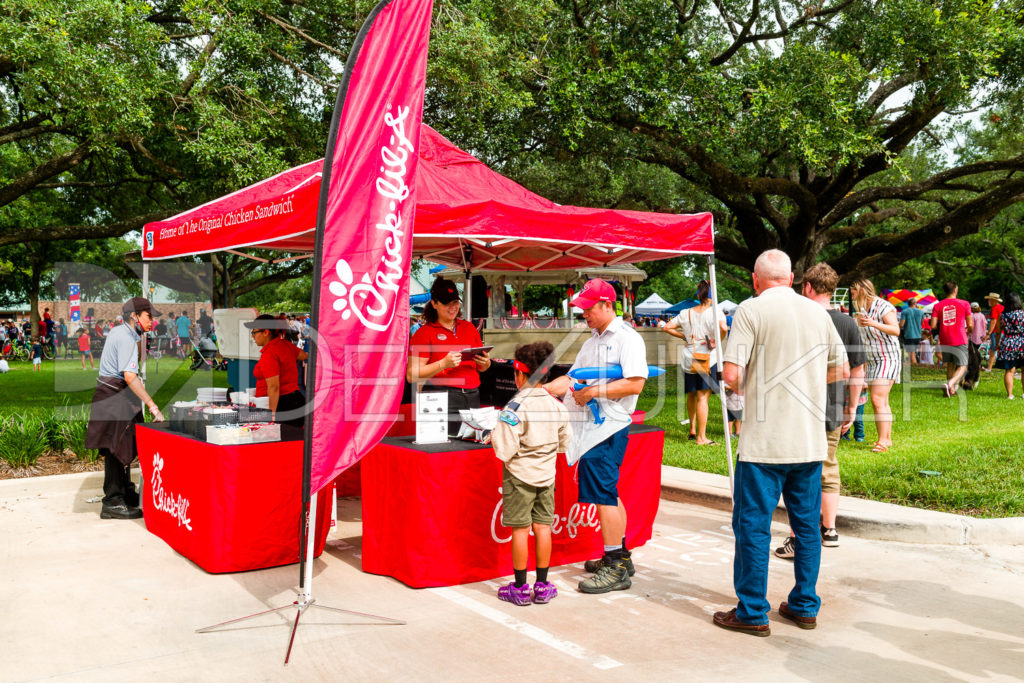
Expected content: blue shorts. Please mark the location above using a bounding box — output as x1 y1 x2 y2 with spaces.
578 426 630 506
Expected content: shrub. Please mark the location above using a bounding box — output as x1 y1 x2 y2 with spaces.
59 418 100 464
0 417 50 468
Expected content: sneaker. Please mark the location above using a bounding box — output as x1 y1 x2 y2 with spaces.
821 526 839 547
583 554 635 576
497 582 532 606
532 581 558 604
774 536 795 559
578 558 631 594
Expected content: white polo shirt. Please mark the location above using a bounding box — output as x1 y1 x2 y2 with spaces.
565 317 648 463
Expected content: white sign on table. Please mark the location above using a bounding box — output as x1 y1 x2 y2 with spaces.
414 391 449 445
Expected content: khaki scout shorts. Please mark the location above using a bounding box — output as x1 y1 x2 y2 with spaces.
822 427 842 494
502 467 555 527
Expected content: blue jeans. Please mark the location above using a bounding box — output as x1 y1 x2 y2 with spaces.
732 460 822 624
853 402 865 440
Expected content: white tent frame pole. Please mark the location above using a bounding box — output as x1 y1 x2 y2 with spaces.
141 262 149 382
707 255 734 497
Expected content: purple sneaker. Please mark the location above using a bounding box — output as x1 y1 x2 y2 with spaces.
532 581 558 604
497 582 532 606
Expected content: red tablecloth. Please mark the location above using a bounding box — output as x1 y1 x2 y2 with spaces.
361 425 664 587
334 405 646 497
136 425 331 574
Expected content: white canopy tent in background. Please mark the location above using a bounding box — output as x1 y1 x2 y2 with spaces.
635 293 672 316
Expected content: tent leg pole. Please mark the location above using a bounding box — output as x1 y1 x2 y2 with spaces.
141 262 149 382
195 484 405 665
707 256 734 499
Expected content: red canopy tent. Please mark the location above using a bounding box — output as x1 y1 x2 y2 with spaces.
142 126 714 268
140 125 734 486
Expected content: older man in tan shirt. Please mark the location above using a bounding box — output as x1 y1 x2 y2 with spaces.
712 250 848 637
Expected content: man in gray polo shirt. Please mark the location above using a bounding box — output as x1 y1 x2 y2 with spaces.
712 250 848 637
86 297 166 519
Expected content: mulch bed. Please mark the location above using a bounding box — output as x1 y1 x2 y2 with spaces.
0 450 104 480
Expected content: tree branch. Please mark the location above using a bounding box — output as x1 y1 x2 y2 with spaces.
179 36 218 99
710 0 760 66
828 180 1024 281
0 143 91 207
257 11 347 58
0 212 168 248
267 48 336 92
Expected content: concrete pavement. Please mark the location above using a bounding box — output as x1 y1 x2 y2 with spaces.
661 466 1024 546
4 469 1024 682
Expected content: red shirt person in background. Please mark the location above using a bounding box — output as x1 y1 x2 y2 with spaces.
930 281 973 396
984 292 1004 372
407 277 492 435
245 314 308 438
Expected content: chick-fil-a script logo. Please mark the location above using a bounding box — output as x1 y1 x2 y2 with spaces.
490 487 600 543
328 105 415 332
150 453 193 531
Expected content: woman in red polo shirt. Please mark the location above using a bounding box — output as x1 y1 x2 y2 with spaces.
245 314 308 438
407 277 491 435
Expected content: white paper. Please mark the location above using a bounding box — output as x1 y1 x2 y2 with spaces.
414 391 449 444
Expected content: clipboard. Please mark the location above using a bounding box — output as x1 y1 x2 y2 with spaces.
459 345 493 360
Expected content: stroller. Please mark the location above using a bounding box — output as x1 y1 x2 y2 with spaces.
189 336 225 371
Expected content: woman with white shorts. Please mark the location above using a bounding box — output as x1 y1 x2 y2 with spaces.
850 279 901 452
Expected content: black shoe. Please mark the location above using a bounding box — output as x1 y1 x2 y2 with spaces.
100 504 143 520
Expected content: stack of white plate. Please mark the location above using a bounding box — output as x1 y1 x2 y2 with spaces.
229 392 248 405
197 387 229 403
251 396 271 409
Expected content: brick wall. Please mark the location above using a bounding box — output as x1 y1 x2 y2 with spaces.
34 300 212 330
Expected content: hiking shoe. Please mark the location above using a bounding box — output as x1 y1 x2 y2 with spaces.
583 554 635 576
821 526 839 547
497 582 532 606
532 581 558 604
774 536 795 560
578 559 631 594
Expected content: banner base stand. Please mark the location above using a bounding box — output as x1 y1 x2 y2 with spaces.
196 490 405 664
195 595 406 664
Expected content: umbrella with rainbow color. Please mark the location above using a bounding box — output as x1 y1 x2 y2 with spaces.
881 288 938 308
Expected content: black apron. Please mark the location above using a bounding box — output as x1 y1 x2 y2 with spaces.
85 376 143 466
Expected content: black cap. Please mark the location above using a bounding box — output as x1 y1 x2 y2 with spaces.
122 297 161 318
430 277 460 305
242 313 291 330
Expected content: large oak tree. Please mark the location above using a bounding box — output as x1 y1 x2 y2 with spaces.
433 0 1024 283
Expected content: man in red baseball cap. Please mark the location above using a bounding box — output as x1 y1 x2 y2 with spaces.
545 279 648 594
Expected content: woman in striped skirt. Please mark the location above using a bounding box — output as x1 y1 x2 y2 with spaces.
850 279 901 453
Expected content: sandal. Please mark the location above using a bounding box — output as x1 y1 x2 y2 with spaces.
697 440 719 446
870 443 890 453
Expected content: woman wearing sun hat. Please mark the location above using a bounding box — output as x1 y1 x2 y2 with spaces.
244 313 308 438
407 277 491 435
984 292 1004 373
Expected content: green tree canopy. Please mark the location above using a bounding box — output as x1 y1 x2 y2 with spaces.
432 0 1024 284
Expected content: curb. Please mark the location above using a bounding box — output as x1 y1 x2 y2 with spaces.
660 465 1024 546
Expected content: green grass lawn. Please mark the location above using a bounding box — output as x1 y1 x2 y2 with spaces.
2 356 1022 517
0 357 228 415
637 365 1024 518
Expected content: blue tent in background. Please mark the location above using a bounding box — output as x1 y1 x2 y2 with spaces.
663 299 700 315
